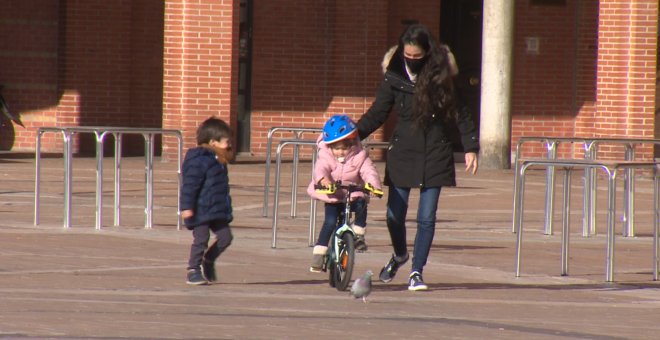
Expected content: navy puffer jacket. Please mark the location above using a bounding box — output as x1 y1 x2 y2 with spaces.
180 147 233 229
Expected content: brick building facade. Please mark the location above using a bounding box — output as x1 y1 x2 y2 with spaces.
0 0 658 164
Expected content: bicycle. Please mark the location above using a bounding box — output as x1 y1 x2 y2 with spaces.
314 181 383 291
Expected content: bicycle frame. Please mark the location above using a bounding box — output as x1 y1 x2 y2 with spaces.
318 181 380 291
326 183 361 268
331 215 355 264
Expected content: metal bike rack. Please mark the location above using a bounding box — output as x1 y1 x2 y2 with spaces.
271 139 318 248
513 138 584 235
262 127 323 217
267 135 390 248
514 158 659 282
35 126 183 230
512 137 660 237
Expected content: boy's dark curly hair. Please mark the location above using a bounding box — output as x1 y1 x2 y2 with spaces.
196 117 232 145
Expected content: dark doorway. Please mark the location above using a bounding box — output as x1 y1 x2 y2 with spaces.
440 0 483 152
237 0 253 153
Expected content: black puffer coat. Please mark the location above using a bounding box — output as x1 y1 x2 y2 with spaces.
357 47 479 188
180 147 233 229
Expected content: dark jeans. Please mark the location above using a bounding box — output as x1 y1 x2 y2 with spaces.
386 186 441 274
187 219 233 270
316 197 367 247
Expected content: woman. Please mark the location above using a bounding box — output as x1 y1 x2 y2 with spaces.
357 24 479 291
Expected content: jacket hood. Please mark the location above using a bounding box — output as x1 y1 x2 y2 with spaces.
381 44 459 77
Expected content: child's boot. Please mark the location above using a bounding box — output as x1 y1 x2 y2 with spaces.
309 245 327 273
353 226 368 252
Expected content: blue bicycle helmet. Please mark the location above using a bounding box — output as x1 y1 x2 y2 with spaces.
322 114 357 144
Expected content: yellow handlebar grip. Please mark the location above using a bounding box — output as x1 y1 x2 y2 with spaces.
315 182 337 194
364 183 383 197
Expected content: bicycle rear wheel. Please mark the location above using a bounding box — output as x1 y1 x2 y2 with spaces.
331 232 355 291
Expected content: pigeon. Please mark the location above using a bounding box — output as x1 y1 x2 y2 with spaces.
350 270 373 303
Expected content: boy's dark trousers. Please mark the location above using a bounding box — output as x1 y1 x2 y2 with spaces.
188 220 233 269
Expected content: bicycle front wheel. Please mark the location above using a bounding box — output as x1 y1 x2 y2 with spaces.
332 232 355 291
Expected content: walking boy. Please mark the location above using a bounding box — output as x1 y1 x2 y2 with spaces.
180 117 234 285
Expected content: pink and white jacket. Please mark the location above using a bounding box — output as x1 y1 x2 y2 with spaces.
306 134 382 204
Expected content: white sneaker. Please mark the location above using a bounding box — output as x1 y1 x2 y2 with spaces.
408 271 428 291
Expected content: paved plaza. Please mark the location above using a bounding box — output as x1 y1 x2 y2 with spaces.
0 153 659 339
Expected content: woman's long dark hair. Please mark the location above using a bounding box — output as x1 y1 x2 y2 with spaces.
398 24 456 129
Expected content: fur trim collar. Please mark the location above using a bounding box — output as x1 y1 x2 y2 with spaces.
201 143 233 165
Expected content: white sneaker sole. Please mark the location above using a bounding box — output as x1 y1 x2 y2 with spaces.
408 284 428 291
186 280 208 286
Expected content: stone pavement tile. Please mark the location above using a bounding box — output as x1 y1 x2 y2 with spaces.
0 155 659 339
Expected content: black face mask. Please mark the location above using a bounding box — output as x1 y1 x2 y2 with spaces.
404 56 427 74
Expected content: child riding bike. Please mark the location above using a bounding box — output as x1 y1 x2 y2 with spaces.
306 114 383 273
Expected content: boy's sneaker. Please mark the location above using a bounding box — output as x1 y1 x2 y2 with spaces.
379 253 409 283
408 271 428 291
186 268 208 285
201 260 217 282
354 234 368 252
309 254 325 273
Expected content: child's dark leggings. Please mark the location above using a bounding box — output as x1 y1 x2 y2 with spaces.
316 197 367 247
188 220 233 270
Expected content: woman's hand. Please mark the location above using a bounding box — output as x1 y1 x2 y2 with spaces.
465 152 478 175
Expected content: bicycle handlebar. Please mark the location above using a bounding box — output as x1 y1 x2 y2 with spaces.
314 180 383 198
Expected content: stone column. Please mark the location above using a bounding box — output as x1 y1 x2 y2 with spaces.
479 0 515 169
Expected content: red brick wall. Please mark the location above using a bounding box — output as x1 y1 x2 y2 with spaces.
1 0 658 164
59 0 133 153
512 1 583 159
389 0 441 42
130 1 166 128
595 0 658 159
250 0 439 159
573 1 600 141
0 0 59 150
657 26 660 153
162 0 239 157
249 0 332 151
513 0 658 161
1 0 164 155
